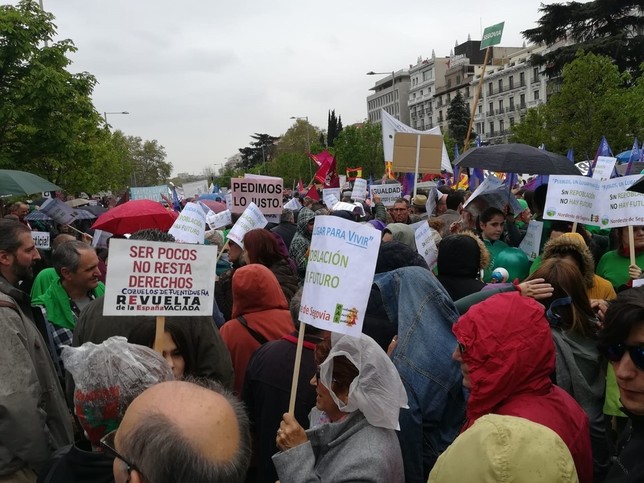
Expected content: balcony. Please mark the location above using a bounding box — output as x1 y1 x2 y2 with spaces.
486 111 493 117
532 78 540 84
506 106 515 113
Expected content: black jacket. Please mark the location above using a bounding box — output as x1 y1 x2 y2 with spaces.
605 411 644 482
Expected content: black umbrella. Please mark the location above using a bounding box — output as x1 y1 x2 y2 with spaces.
78 204 108 216
627 175 644 194
454 144 581 175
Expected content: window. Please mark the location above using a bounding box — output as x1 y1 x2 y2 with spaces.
420 90 424 96
477 122 483 134
447 93 451 102
489 121 495 135
422 69 433 81
488 82 493 95
489 102 493 115
498 79 503 92
534 90 540 101
509 97 515 110
478 104 482 114
509 117 515 126
520 93 526 107
465 87 470 97
533 67 539 80
499 119 505 132
519 72 525 86
456 75 461 84
509 75 514 89
498 99 504 112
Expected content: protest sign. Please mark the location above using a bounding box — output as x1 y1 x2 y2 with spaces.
426 187 439 216
369 183 402 207
323 187 341 202
31 231 50 250
265 214 280 224
39 198 80 225
230 177 283 215
410 220 426 232
544 176 602 225
168 202 206 243
518 220 544 260
339 175 347 188
599 175 644 228
91 229 112 249
182 179 209 198
351 178 368 202
592 156 617 181
227 202 268 248
284 198 302 211
331 201 364 217
323 190 340 209
103 239 217 316
634 279 644 288
463 175 522 217
224 192 233 207
299 216 381 335
414 223 438 268
206 209 232 229
130 185 168 202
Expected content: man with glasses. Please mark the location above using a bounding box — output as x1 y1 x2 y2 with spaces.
598 286 644 481
108 380 251 483
389 199 412 224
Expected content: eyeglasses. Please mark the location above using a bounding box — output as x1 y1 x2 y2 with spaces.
100 429 142 478
600 343 644 371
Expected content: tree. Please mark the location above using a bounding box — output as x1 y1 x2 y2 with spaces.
0 1 116 194
523 0 644 78
275 120 320 156
511 52 643 158
327 109 343 147
446 92 471 147
111 133 172 187
333 122 384 179
238 133 279 170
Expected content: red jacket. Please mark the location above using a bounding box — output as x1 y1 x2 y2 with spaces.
453 292 593 483
220 264 294 394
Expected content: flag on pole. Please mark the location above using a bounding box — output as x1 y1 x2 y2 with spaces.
589 136 612 177
624 138 640 176
297 178 304 193
313 153 340 188
566 147 574 163
305 185 320 201
450 144 460 188
401 172 416 197
170 184 181 212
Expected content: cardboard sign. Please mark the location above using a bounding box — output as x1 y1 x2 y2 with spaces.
182 180 209 198
414 223 438 268
463 175 523 218
103 239 217 316
351 178 368 202
31 231 50 250
230 177 283 215
592 156 617 181
518 220 544 261
206 209 232 229
299 216 381 335
544 176 602 225
480 21 505 49
168 202 206 244
227 202 268 248
39 198 80 225
130 185 169 202
392 133 443 174
369 183 402 207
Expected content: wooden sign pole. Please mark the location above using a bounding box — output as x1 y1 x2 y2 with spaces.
288 321 307 415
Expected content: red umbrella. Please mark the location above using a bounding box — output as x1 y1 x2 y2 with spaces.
199 200 227 213
91 199 178 236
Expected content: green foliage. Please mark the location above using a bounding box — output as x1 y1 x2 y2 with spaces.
326 110 343 147
523 0 644 78
238 133 279 170
446 92 472 147
275 120 320 157
511 52 644 158
333 122 384 179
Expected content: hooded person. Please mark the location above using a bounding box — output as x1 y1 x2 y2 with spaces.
220 264 295 394
436 231 490 301
382 223 417 251
452 292 593 483
429 414 579 483
289 207 315 280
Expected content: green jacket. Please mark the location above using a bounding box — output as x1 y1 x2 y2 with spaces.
32 280 105 330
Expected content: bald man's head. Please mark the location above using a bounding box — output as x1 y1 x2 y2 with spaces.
113 380 250 483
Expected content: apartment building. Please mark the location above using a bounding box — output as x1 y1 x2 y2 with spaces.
408 53 448 130
366 70 411 125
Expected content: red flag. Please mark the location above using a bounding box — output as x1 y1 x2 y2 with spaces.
314 154 340 188
305 185 320 200
297 178 304 192
308 150 334 168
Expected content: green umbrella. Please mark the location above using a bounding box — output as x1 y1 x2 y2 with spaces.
0 169 62 196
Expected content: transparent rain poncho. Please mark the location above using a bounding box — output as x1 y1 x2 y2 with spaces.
319 333 408 431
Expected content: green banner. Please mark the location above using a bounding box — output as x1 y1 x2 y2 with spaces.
480 21 505 50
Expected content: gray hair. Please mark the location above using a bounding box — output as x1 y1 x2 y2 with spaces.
0 219 31 254
52 240 93 278
280 209 294 223
120 380 251 483
130 229 175 242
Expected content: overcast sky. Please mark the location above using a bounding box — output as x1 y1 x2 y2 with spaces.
8 0 568 177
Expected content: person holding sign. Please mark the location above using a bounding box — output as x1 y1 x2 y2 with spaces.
289 207 316 280
272 335 406 483
596 225 644 291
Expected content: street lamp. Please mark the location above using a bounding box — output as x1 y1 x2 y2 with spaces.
103 111 130 126
367 71 397 120
290 116 312 178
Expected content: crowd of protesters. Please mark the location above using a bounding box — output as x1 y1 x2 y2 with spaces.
1 177 643 483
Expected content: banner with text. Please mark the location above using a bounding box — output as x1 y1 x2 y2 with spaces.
130 185 169 202
369 183 402 207
206 209 232 229
227 202 268 248
39 198 80 225
231 177 283 214
351 178 368 202
518 220 544 260
299 216 381 335
592 156 617 181
31 231 50 250
168 202 206 243
182 180 209 198
103 239 217 316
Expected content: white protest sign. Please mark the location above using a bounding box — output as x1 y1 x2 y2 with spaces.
130 185 168 202
40 198 80 225
323 188 341 203
299 216 381 335
168 202 206 244
339 175 348 188
634 279 644 288
414 223 438 268
463 175 523 217
284 198 302 211
103 239 217 316
351 178 368 202
182 179 209 198
230 177 283 215
206 209 232 229
323 191 340 209
592 156 617 181
369 183 402 207
91 229 112 249
31 231 50 250
599 175 644 228
544 176 602 225
410 220 426 232
244 173 283 182
518 220 544 260
265 214 280 224
331 201 364 216
225 192 233 207
227 202 268 248
426 187 439 216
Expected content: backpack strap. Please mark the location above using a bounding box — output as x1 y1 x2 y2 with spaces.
0 299 18 311
236 315 269 345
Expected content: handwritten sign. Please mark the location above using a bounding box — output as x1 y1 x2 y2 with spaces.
31 231 50 250
182 179 209 198
130 185 169 202
206 209 232 229
592 156 617 181
227 202 268 248
168 202 206 244
599 175 644 228
414 223 438 268
103 239 217 316
39 198 80 225
518 220 543 260
230 177 283 215
323 191 340 209
369 183 402 207
299 216 381 335
351 178 368 202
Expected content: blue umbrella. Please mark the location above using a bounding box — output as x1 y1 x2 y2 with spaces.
616 150 633 163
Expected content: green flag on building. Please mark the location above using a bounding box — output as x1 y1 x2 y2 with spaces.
480 21 505 50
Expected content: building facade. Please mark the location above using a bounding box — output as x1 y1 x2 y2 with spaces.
366 70 411 125
408 53 448 130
